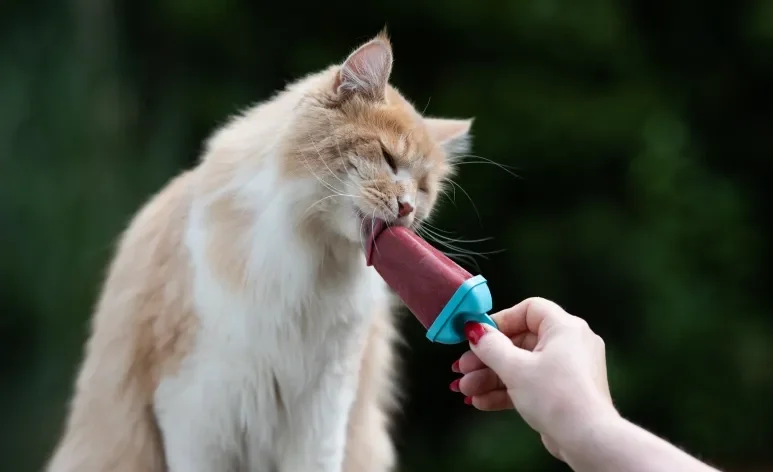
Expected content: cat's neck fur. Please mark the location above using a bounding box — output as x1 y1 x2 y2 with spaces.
185 67 377 319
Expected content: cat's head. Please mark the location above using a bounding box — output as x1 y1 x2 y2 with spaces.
285 32 472 244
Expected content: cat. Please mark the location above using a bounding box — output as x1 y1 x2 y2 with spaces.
46 31 473 472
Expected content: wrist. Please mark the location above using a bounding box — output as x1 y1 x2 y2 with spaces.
553 405 624 464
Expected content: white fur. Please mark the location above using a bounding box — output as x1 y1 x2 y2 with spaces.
154 146 389 471
394 168 416 209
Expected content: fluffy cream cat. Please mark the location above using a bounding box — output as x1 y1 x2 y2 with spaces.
46 32 472 472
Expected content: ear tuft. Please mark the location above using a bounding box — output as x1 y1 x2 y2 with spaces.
424 118 473 159
335 35 393 101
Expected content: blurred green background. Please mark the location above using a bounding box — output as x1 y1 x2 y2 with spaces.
2 0 773 470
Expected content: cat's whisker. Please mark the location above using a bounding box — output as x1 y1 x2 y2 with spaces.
415 226 490 257
358 217 368 254
418 223 492 244
300 193 358 222
301 158 340 194
414 227 489 272
416 219 455 235
443 253 479 270
437 180 457 205
452 161 522 179
420 96 432 116
418 219 458 235
416 235 482 271
443 178 481 224
416 219 506 259
437 187 457 206
456 154 519 170
453 154 522 180
300 154 346 196
321 158 350 192
417 220 496 250
356 208 382 256
431 240 505 258
322 114 358 183
335 150 354 183
402 125 419 143
296 140 347 196
418 222 478 240
306 133 351 191
370 208 381 258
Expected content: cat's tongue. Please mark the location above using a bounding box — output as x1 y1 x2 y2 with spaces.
364 218 497 345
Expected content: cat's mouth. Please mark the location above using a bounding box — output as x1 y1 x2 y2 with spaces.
355 209 388 262
356 210 386 239
363 217 387 266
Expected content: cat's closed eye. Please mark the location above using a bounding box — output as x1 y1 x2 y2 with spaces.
418 176 429 193
380 144 397 173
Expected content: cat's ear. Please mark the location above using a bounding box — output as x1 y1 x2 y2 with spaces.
424 118 473 159
335 34 393 101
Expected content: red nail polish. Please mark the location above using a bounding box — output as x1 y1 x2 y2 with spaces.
449 379 460 392
464 396 473 405
451 360 460 373
464 322 485 345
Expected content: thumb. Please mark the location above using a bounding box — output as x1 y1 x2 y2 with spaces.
465 322 530 380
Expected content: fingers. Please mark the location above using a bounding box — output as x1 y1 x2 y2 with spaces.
467 323 527 379
446 297 593 417
458 367 504 396
450 365 510 410
468 390 513 411
512 331 540 351
454 332 538 374
454 349 486 374
491 297 570 338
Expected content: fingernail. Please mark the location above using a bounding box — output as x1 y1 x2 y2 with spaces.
449 379 460 392
464 396 473 405
451 360 460 373
464 322 485 345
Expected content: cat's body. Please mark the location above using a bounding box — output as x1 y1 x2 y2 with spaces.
47 33 472 472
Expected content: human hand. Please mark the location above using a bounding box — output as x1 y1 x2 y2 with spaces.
450 297 618 459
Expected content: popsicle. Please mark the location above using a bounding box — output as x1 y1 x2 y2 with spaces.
365 219 497 345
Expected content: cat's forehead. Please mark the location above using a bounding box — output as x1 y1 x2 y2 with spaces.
340 88 441 163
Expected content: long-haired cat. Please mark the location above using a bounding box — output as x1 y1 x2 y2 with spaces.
46 31 472 472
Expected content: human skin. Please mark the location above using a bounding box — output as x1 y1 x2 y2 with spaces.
450 297 722 472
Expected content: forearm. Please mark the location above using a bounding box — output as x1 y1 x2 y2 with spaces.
559 416 721 472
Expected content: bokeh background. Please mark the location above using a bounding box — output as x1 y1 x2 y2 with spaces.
2 0 773 470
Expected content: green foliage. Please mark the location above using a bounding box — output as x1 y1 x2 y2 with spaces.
2 0 772 470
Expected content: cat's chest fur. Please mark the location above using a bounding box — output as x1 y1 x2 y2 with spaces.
153 196 387 470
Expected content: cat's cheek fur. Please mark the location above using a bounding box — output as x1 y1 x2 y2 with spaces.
414 191 433 221
331 199 365 244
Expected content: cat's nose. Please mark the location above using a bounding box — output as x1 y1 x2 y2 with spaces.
397 200 414 218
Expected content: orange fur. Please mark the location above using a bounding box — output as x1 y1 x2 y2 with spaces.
46 172 198 471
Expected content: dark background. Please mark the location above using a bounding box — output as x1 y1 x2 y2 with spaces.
2 0 772 471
